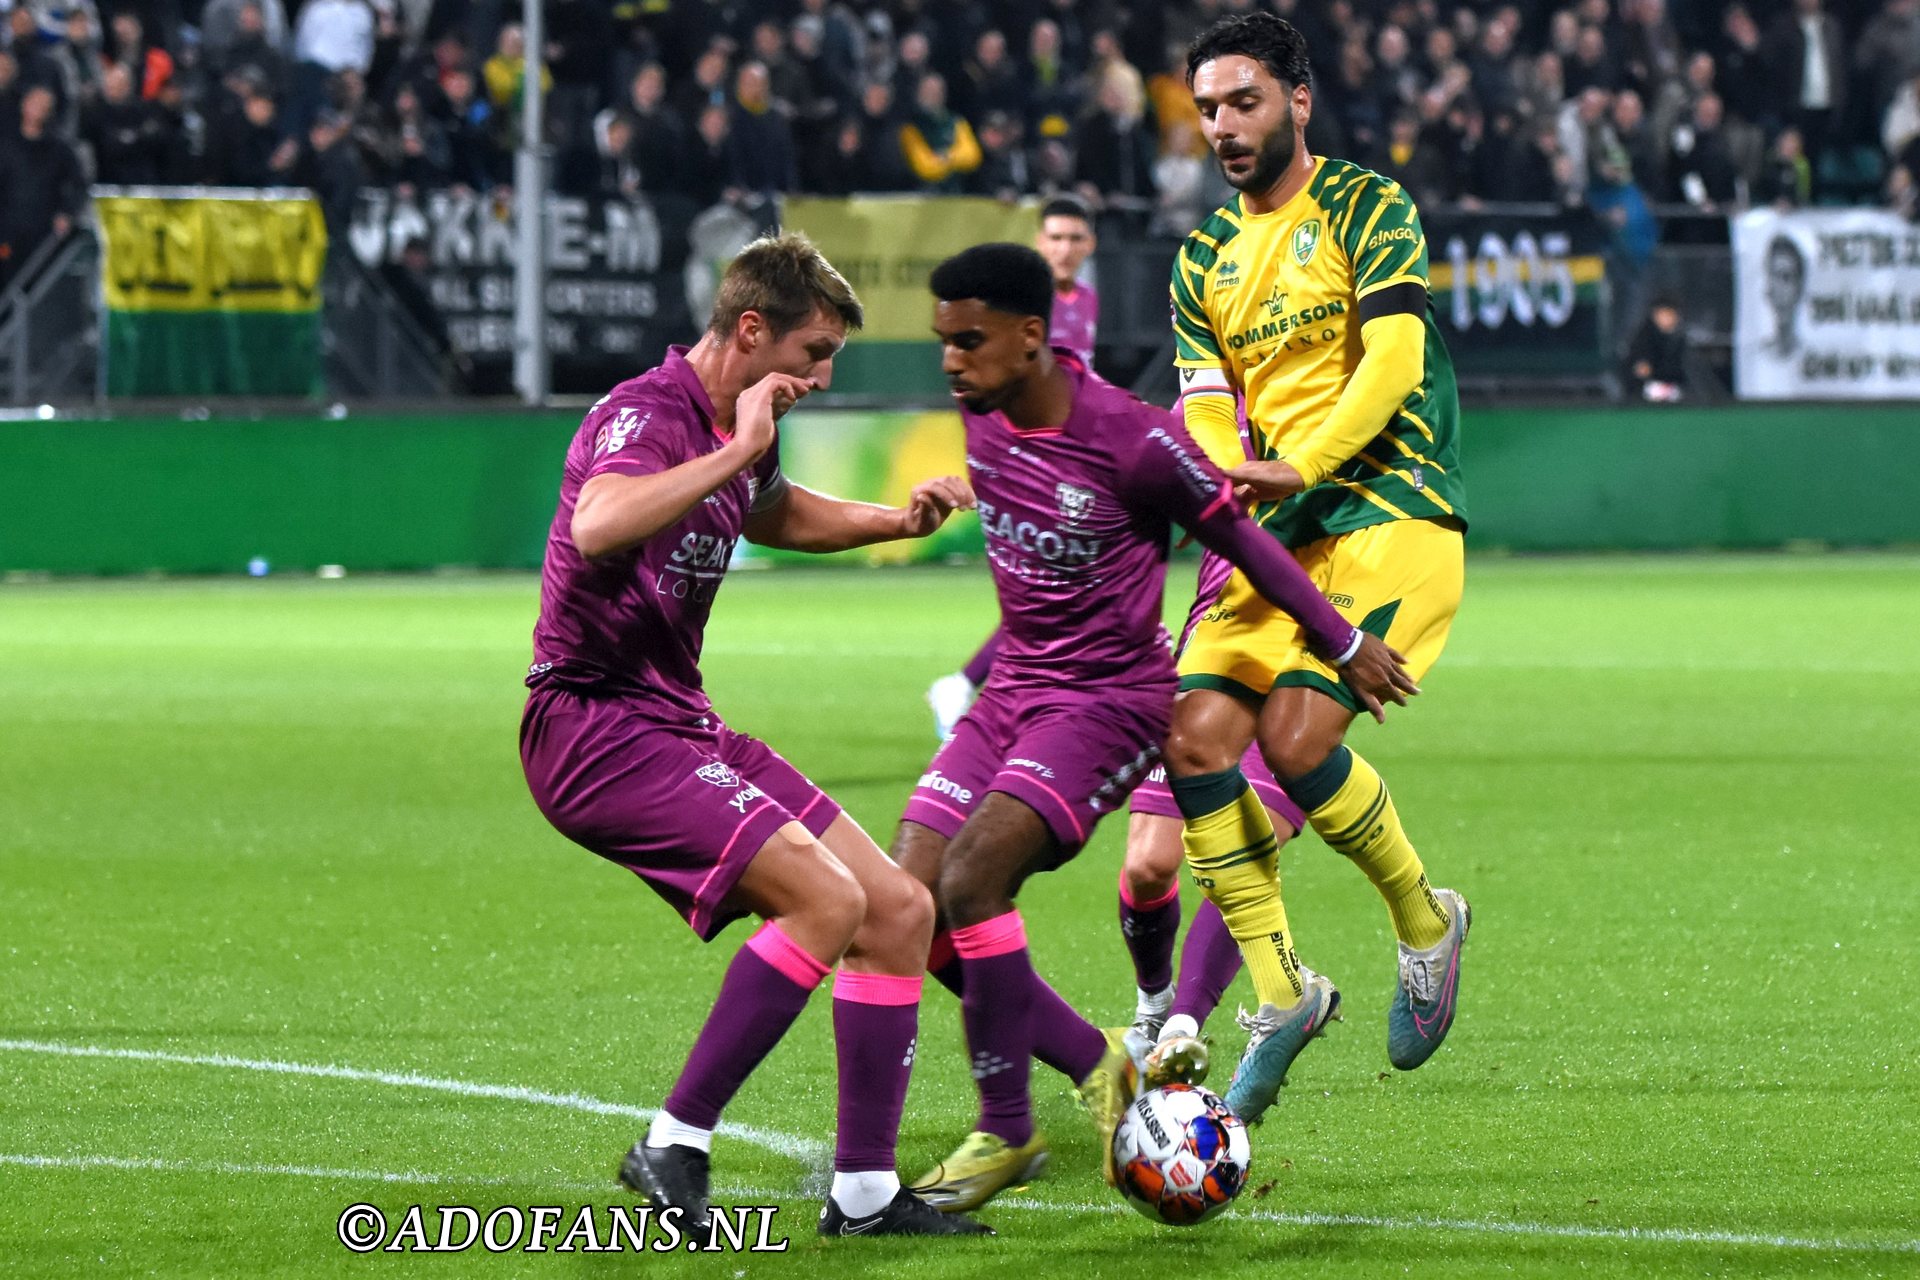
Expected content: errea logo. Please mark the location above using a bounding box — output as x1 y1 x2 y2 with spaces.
1215 259 1242 289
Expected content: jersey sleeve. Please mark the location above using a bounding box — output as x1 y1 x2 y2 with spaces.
583 397 679 481
1339 175 1430 301
1169 240 1226 369
1119 411 1359 660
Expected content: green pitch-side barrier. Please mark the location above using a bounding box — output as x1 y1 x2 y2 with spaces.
2 404 1915 575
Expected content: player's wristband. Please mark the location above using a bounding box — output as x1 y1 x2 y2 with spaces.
1331 627 1365 667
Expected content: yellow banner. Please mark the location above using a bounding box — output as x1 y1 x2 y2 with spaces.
782 196 1040 340
96 193 327 313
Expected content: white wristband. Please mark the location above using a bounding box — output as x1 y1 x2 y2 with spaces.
1332 627 1365 666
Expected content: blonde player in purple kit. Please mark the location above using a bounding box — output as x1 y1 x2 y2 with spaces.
893 243 1418 1214
519 233 988 1240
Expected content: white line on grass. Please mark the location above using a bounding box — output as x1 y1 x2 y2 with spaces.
0 1038 827 1167
8 1039 1916 1257
993 1195 1920 1256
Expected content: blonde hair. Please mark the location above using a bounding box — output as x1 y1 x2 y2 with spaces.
708 232 864 338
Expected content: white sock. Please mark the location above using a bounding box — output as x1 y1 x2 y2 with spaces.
646 1109 713 1154
830 1170 900 1217
1135 985 1174 1020
1159 1013 1199 1044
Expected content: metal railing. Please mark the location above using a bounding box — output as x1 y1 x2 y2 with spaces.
0 231 102 406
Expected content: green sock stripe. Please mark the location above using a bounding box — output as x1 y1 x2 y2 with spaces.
1287 746 1355 812
1169 767 1252 820
1323 782 1390 846
1200 845 1280 872
1187 835 1279 870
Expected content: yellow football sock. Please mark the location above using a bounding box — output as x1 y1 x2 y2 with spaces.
1172 768 1303 1006
1290 746 1450 948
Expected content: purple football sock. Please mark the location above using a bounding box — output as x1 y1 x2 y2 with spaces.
1118 873 1181 996
952 913 1040 1145
1169 899 1243 1028
832 971 922 1173
934 927 1103 1082
661 923 827 1131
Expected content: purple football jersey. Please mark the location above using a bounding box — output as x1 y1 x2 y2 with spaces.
527 346 787 720
1050 283 1098 365
963 353 1355 693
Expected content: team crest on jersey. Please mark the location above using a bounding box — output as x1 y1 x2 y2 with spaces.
695 762 741 788
1055 483 1096 523
1292 218 1321 266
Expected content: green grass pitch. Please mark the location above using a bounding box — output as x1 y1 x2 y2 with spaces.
3 556 1918 1278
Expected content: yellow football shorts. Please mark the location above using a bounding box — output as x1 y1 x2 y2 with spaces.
1177 517 1464 714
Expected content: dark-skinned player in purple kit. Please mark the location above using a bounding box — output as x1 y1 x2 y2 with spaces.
893 244 1419 1213
520 233 989 1240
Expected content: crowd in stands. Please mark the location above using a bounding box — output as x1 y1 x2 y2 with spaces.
4 0 1920 291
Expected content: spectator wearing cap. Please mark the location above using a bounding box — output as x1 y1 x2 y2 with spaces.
964 108 1031 198
727 60 797 200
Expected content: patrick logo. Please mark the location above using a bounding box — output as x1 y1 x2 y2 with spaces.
695 762 740 788
1055 483 1096 523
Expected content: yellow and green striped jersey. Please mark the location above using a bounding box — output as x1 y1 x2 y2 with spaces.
1171 155 1467 547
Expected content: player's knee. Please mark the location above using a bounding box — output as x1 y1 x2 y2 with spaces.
1124 815 1184 891
1162 722 1238 777
1260 729 1339 785
857 869 935 957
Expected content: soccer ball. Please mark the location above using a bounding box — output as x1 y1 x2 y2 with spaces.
1113 1083 1251 1226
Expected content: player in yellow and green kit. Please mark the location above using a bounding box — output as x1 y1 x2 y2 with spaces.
1150 11 1472 1123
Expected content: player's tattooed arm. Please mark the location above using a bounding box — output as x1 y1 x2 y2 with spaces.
570 374 809 558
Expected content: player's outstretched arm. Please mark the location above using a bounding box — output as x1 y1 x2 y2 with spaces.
744 474 975 553
570 372 808 559
1130 420 1419 721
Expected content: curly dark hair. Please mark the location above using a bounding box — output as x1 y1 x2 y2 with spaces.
1186 11 1313 90
929 243 1054 324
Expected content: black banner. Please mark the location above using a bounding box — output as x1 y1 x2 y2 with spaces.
347 188 699 394
1422 206 1613 378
